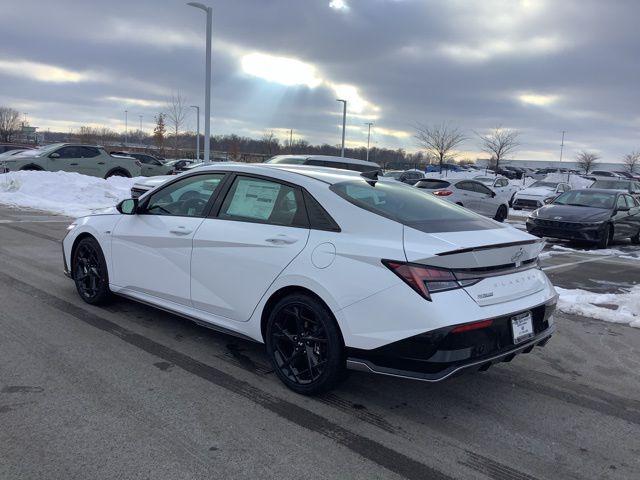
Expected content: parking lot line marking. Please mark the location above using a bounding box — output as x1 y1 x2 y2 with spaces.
542 256 614 272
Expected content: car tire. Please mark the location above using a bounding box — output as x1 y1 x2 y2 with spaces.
631 229 640 245
72 236 111 305
494 205 508 222
105 169 131 178
597 223 612 249
265 293 345 395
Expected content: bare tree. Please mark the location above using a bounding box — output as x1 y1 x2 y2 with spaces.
414 122 466 172
623 151 640 174
0 107 21 142
575 150 600 173
261 130 279 155
476 126 520 172
165 93 187 157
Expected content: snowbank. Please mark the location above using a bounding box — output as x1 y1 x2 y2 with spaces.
556 285 640 328
543 173 594 189
551 244 640 259
0 171 140 218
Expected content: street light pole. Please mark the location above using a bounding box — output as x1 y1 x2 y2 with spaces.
364 122 373 161
139 114 143 131
336 99 347 157
187 2 213 164
559 130 566 164
191 105 200 160
124 110 128 146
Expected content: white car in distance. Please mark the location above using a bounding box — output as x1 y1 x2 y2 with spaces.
474 175 522 206
513 181 571 210
63 164 557 394
414 178 510 222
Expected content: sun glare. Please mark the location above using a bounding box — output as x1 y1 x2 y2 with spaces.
241 53 322 88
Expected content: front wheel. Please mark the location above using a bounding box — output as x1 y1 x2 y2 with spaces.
494 205 508 222
265 293 345 395
631 229 640 245
72 237 111 305
597 223 612 249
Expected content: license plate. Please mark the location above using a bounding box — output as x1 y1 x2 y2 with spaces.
511 312 534 344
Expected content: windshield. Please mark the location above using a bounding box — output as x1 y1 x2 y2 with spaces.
22 143 66 157
474 177 493 184
591 180 630 190
382 171 403 179
330 179 502 233
531 181 558 188
264 156 307 165
553 191 615 209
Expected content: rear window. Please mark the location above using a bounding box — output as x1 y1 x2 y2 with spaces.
330 180 502 233
415 179 450 189
591 180 630 190
264 156 307 165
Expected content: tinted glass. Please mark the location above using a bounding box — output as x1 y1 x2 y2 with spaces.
350 163 380 173
472 182 493 195
81 147 100 158
474 177 493 184
625 195 636 208
415 179 450 189
455 181 476 192
591 180 630 190
145 174 224 217
56 146 82 158
331 180 502 233
553 190 615 209
219 176 306 227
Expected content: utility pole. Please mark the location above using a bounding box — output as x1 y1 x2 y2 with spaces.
124 110 128 146
559 130 566 164
289 129 293 154
336 99 347 157
364 122 373 161
187 2 213 164
191 105 200 160
139 114 143 131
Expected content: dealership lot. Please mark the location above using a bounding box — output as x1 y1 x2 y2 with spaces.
1 205 639 480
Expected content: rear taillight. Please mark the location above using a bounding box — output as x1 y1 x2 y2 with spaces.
433 190 453 196
382 260 480 301
451 319 493 333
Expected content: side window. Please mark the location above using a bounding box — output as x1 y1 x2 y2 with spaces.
473 182 493 195
56 146 81 158
497 179 508 187
81 147 100 158
144 174 224 217
218 176 307 228
455 181 474 192
625 195 636 208
616 195 627 209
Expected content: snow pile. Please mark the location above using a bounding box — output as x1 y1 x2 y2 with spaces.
551 244 640 259
0 171 140 217
556 286 640 328
543 173 594 189
423 171 479 180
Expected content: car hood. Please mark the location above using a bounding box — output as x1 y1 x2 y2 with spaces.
133 175 172 189
533 204 612 222
517 187 554 197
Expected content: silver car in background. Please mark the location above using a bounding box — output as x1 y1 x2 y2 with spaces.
415 178 510 222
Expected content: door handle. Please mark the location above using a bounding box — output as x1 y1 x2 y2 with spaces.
98 162 105 165
265 235 298 245
170 227 192 235
70 163 78 166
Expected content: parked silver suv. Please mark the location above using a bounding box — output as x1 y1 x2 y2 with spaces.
0 143 142 178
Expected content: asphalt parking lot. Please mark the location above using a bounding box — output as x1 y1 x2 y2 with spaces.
1 205 639 480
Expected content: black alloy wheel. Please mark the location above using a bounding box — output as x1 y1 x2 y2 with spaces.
494 205 508 222
597 223 612 249
73 237 111 305
265 293 345 395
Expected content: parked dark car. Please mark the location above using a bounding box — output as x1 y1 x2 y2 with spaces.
614 171 640 181
590 170 621 178
526 189 640 248
590 179 640 199
496 166 518 179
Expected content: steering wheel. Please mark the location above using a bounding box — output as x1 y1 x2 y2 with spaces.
178 190 201 202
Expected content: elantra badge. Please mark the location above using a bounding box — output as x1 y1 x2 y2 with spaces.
554 216 563 220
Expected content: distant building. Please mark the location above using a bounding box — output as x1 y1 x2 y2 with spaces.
13 123 39 144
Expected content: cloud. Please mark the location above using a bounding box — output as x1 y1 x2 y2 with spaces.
0 59 89 83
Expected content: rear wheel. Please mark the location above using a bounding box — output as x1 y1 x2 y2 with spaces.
72 237 111 305
105 169 131 178
631 229 640 245
265 293 345 395
494 205 508 222
597 223 612 249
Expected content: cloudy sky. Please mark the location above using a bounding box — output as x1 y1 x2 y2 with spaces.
1 0 638 162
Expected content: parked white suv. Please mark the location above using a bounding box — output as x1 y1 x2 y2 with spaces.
513 181 571 210
265 154 380 172
63 164 557 394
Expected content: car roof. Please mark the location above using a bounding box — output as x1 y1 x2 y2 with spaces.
268 154 379 167
573 188 621 194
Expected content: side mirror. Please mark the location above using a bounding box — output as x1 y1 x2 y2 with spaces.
49 152 60 158
490 191 496 198
117 198 138 215
544 197 556 204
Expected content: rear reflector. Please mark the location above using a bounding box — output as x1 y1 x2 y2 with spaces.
433 190 453 196
451 319 494 333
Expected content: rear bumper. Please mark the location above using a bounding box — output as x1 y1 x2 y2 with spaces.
346 297 556 382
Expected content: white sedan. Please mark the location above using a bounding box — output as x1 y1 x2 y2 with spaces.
474 175 522 205
63 164 557 394
414 178 510 222
513 181 571 210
